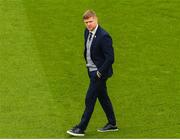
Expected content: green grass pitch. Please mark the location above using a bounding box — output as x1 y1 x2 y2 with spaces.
0 0 180 138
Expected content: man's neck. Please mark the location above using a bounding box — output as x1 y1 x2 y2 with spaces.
90 24 98 34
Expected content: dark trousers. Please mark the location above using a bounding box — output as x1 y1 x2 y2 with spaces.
78 71 116 131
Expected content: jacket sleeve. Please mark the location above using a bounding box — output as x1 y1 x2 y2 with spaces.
98 34 114 75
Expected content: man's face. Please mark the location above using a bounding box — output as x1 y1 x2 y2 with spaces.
83 16 98 31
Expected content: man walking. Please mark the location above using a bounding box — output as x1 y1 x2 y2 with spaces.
67 10 118 136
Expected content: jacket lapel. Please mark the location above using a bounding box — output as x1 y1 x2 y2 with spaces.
91 26 100 48
84 29 89 46
91 35 97 47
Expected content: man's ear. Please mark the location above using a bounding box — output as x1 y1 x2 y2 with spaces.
95 16 98 22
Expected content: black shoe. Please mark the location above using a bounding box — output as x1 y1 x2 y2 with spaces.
97 123 119 132
67 127 85 136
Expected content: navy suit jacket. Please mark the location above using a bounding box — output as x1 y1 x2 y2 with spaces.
84 26 114 78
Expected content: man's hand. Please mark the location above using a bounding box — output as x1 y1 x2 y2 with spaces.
96 71 102 78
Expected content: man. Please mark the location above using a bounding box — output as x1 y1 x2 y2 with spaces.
67 10 118 136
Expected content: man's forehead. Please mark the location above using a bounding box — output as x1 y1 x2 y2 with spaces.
84 17 95 22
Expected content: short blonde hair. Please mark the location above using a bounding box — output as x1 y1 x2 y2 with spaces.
83 10 97 20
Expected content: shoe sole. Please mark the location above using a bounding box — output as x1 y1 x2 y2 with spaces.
97 128 119 132
66 130 85 136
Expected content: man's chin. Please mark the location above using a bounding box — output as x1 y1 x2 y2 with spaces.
87 27 93 31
